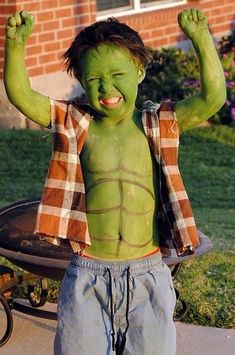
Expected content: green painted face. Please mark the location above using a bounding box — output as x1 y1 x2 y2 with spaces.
80 44 146 123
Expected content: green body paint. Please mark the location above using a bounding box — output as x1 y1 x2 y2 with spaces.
4 9 226 259
80 45 158 259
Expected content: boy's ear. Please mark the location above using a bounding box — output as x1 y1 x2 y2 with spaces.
138 66 146 84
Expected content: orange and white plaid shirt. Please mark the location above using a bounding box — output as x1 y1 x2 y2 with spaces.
34 98 200 257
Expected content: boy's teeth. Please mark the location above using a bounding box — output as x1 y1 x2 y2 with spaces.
101 97 121 104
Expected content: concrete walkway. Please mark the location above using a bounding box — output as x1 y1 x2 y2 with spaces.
0 300 234 355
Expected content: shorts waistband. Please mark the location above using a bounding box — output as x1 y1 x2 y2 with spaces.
70 251 162 274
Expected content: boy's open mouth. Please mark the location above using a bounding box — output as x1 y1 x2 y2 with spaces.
99 96 123 106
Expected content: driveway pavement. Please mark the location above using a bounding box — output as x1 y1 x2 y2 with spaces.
0 300 234 355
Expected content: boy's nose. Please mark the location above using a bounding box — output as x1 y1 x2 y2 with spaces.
98 79 112 94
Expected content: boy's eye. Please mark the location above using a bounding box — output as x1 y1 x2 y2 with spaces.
87 77 99 82
113 73 123 77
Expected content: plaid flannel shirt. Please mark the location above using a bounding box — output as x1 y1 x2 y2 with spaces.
34 98 200 257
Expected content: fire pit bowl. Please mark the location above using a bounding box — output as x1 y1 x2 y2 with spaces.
0 199 213 280
0 199 72 280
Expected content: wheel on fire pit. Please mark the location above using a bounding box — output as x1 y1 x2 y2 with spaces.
0 293 13 347
28 278 48 307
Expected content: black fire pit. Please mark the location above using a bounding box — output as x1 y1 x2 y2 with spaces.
0 198 213 347
0 198 72 280
0 198 213 275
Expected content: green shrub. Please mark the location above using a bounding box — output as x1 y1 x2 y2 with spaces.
137 30 235 125
137 47 199 106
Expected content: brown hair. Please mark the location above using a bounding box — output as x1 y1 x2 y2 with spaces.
63 17 152 81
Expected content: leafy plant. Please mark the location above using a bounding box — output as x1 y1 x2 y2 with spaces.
137 47 199 106
137 30 235 125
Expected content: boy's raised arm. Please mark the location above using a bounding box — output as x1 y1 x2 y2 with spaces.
175 8 226 132
4 11 50 128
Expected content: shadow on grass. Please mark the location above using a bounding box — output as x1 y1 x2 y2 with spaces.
175 251 235 328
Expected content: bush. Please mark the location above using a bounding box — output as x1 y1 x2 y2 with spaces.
137 30 235 125
217 31 235 124
137 47 199 106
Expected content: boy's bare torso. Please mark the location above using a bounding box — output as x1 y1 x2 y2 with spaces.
81 113 159 260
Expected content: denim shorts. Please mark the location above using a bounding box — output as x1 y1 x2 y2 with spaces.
54 253 176 355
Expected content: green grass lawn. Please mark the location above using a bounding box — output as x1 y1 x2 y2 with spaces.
0 126 234 328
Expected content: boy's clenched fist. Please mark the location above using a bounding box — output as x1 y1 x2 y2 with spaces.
6 10 34 45
178 8 209 42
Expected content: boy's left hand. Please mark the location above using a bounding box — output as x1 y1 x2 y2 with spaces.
178 8 209 42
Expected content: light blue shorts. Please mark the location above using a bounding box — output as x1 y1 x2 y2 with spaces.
54 253 176 355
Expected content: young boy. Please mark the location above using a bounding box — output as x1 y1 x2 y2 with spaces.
4 8 225 355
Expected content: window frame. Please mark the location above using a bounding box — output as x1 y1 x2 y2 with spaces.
96 0 187 19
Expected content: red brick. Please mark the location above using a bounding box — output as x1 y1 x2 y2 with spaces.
26 44 43 56
56 49 65 59
42 20 61 31
3 0 16 3
39 52 56 64
28 66 44 77
44 62 62 74
210 7 223 16
223 4 235 12
79 14 91 25
164 25 179 36
168 34 181 45
62 38 73 49
211 23 231 34
56 28 74 40
225 13 235 22
0 5 16 15
73 3 90 15
39 32 55 42
36 11 54 23
140 31 150 41
150 38 168 48
214 14 227 23
0 28 5 37
19 2 41 12
59 0 77 6
34 23 42 33
27 35 37 46
0 16 7 26
25 56 38 67
55 8 72 18
90 0 96 14
150 29 164 38
44 42 61 52
41 0 59 10
62 18 76 28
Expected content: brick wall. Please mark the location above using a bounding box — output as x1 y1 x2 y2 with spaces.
0 0 234 80
0 0 96 80
0 0 234 128
120 0 235 47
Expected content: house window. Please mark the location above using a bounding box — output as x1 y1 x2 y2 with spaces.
97 0 186 16
97 1 132 12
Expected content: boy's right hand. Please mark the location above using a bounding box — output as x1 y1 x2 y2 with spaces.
6 10 34 45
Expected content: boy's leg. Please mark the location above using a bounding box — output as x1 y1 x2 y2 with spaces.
124 260 176 355
54 257 114 355
54 254 176 355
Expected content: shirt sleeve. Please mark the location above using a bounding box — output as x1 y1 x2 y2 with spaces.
49 98 69 129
